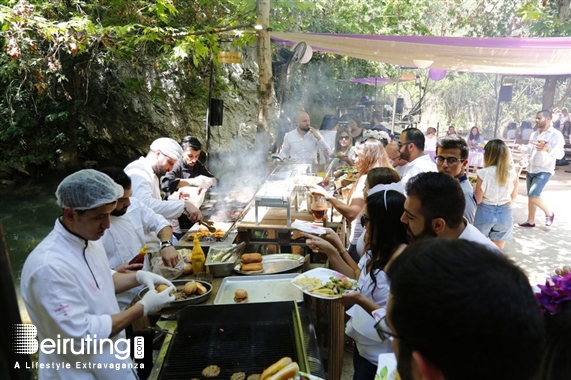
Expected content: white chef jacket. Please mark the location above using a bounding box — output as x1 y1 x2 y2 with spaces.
20 220 137 380
279 129 330 163
400 154 438 193
101 197 171 310
124 157 185 219
345 251 393 365
523 127 565 175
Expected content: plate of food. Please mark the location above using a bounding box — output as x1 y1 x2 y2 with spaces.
137 279 212 308
234 254 306 275
291 267 359 300
375 353 400 380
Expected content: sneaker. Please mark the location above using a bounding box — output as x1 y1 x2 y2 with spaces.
545 213 555 228
517 222 535 228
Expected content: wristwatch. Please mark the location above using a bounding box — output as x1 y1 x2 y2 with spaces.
160 240 173 250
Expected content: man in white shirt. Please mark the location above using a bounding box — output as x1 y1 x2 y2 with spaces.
517 109 565 228
397 128 437 191
20 170 175 380
124 137 202 226
400 171 499 251
100 167 179 308
279 111 330 163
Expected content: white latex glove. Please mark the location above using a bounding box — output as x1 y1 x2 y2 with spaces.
135 270 174 289
194 175 216 189
137 286 175 316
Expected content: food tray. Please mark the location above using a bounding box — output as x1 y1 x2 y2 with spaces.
234 253 305 275
213 273 303 304
138 279 212 308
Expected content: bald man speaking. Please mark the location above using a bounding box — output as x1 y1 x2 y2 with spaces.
279 111 330 163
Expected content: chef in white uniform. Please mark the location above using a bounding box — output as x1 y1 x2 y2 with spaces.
20 169 176 380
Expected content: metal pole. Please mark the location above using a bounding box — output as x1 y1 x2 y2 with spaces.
391 66 401 135
493 74 503 139
206 55 214 154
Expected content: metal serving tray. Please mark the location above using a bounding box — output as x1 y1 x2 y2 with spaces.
213 273 303 304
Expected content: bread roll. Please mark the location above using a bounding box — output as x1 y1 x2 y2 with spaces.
234 289 248 303
241 263 263 272
196 282 208 295
184 281 198 295
156 284 170 293
267 362 299 380
242 253 263 264
260 357 292 380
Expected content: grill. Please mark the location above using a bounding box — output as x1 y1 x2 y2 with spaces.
157 302 325 379
254 164 311 227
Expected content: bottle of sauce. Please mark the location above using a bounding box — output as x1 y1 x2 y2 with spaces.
191 235 206 274
128 245 148 265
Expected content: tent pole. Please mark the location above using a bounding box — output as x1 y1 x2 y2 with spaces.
391 66 401 135
493 74 503 139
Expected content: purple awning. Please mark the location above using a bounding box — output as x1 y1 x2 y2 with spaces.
271 32 571 75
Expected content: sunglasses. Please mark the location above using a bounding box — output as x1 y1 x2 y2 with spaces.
339 136 350 140
435 156 465 165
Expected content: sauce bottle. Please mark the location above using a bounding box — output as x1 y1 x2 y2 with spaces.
128 245 148 265
191 235 206 274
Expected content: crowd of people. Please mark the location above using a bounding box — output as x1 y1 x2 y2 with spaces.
17 108 569 380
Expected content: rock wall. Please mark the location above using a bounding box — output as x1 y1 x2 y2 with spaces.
78 47 263 166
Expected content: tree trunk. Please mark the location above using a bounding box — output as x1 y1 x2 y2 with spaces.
256 0 273 136
542 77 557 110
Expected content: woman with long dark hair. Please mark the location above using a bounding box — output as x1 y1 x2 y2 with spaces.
303 190 407 380
467 126 485 149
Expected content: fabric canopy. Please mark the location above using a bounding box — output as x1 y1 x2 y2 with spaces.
271 32 571 75
339 77 413 85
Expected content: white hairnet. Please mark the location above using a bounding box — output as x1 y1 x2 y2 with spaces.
56 169 124 210
150 137 183 160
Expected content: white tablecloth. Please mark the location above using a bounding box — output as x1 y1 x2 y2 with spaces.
468 150 484 168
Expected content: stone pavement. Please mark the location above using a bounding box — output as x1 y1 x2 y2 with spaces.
506 167 571 285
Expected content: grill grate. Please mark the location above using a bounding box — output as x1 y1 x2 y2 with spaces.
160 320 297 379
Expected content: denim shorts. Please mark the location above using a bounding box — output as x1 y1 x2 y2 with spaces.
526 172 552 198
474 203 513 242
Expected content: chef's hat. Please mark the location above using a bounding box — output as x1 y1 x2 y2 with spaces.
56 169 124 210
150 137 183 160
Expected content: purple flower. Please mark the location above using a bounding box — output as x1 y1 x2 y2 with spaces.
535 274 571 315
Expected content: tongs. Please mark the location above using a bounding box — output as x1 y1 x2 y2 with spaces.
199 220 216 233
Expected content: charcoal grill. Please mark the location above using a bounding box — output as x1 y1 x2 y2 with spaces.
153 301 325 379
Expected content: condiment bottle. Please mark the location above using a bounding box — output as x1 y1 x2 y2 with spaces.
128 245 148 265
191 235 206 274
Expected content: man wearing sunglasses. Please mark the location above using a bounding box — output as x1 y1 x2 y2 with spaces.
380 239 543 380
435 135 477 224
397 128 437 191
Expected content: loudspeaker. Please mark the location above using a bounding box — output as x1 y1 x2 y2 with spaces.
499 86 513 102
209 99 223 126
396 98 404 114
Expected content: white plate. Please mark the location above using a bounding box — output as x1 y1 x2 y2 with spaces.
291 219 327 235
290 267 358 300
375 353 399 380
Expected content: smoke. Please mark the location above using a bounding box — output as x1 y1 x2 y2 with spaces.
205 133 271 222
